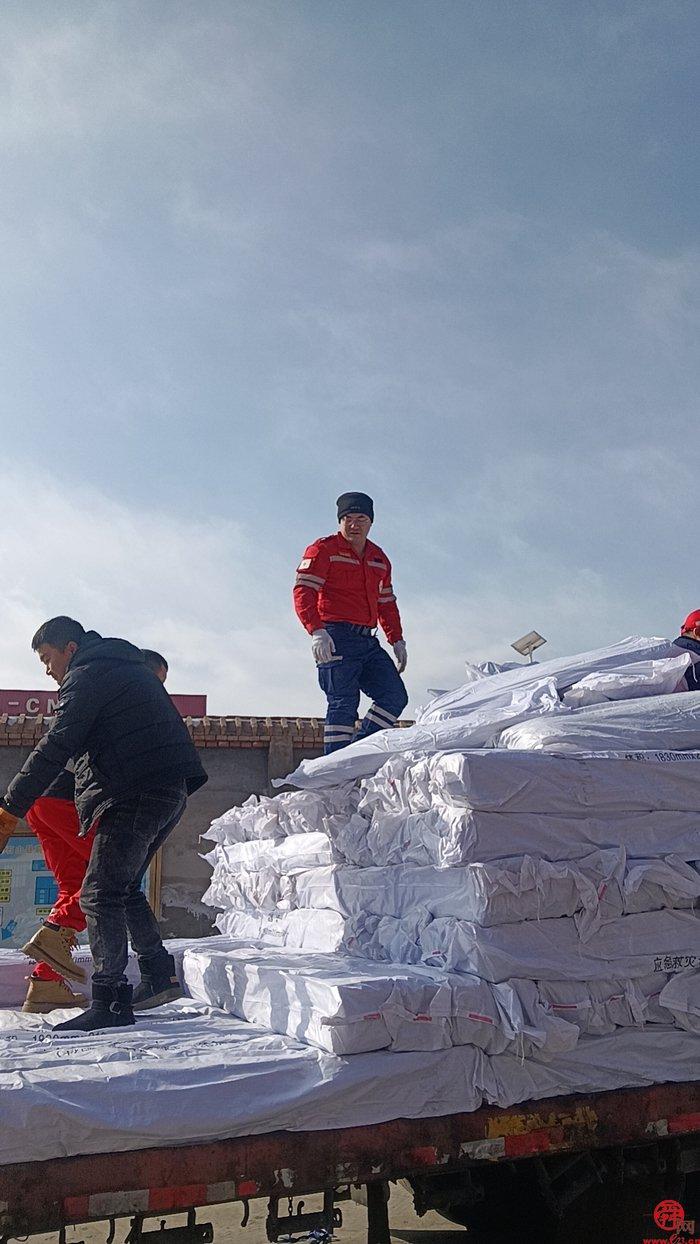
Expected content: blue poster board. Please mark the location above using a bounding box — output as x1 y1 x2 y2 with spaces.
0 834 151 949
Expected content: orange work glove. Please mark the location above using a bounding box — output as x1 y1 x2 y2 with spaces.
0 808 19 853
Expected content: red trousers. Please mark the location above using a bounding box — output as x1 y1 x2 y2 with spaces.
24 797 94 982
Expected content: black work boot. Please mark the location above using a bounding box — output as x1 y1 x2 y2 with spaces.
133 951 182 1011
52 981 135 1032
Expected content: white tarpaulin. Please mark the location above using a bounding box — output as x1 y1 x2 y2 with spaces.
0 999 697 1166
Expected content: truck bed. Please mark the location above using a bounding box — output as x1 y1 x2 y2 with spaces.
1 1081 698 1237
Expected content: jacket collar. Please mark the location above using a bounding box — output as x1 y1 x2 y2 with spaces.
332 532 380 560
674 634 700 659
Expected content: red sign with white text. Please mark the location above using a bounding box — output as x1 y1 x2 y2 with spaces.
0 690 207 719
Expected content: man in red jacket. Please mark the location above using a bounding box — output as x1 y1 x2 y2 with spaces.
294 492 408 753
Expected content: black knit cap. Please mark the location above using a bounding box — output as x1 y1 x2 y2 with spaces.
337 491 374 522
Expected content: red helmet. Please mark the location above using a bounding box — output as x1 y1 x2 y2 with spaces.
681 609 700 633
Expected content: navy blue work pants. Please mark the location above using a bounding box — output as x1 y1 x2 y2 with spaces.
317 623 408 753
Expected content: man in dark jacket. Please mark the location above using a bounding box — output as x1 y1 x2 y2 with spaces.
673 610 700 691
0 617 207 1032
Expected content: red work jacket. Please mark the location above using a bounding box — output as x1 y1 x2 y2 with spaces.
294 533 403 644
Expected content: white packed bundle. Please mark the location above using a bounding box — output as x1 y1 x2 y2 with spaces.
561 656 690 707
617 856 700 915
215 906 350 951
446 975 578 1057
272 784 361 835
657 971 700 1034
427 750 700 815
293 853 700 931
499 691 700 754
209 832 335 874
186 945 453 1054
201 833 339 914
488 978 579 1056
537 975 668 1036
420 908 699 982
204 795 283 845
293 854 604 925
323 812 373 866
214 905 429 963
180 937 263 1007
363 803 700 868
358 755 434 818
354 912 426 964
202 863 281 911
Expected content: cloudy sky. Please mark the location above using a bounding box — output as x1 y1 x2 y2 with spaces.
0 1 697 714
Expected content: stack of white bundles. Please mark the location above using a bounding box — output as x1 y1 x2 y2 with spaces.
199 635 700 1104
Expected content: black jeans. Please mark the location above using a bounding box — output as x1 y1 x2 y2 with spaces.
80 784 187 986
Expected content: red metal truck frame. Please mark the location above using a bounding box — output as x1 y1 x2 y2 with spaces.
1 1081 697 1238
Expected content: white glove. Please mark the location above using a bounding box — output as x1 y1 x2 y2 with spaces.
393 640 407 673
312 629 336 664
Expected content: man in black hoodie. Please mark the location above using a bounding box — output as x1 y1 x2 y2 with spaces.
673 610 700 691
0 617 207 1032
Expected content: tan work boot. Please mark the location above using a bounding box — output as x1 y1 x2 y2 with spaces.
21 925 87 983
22 977 88 1014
